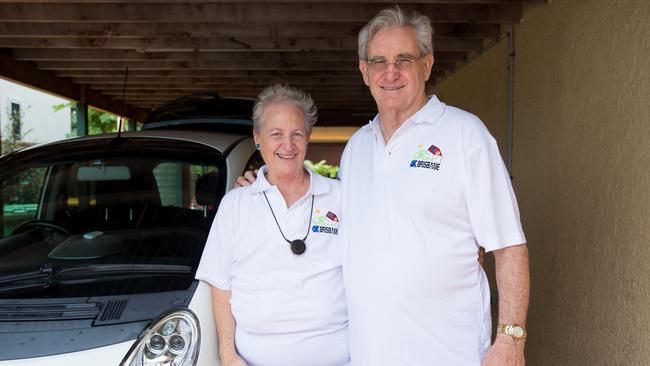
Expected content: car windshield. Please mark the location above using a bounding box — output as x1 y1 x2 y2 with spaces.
0 138 225 298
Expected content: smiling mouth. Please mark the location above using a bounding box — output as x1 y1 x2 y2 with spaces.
381 85 404 91
276 153 297 159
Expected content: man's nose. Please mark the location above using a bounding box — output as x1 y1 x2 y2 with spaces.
384 63 400 79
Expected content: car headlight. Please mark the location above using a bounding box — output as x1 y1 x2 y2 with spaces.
120 309 200 366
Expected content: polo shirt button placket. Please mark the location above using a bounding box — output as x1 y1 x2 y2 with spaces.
286 201 301 241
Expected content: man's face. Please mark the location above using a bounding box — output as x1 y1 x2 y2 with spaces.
359 26 434 116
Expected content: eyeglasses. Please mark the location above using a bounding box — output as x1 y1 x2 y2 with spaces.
366 55 423 72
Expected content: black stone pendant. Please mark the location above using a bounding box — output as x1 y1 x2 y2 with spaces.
290 239 306 255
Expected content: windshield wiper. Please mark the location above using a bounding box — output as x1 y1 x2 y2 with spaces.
0 264 191 294
52 263 191 280
0 264 53 293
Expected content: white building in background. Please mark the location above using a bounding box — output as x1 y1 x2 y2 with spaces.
0 77 73 146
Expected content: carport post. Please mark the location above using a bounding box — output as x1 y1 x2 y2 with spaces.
76 85 88 136
76 103 88 136
128 112 136 131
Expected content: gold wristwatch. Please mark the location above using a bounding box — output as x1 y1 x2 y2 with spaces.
497 324 527 340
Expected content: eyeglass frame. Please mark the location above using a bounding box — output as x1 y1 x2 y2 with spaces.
365 54 426 72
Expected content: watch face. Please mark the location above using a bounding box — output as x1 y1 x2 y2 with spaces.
512 326 525 338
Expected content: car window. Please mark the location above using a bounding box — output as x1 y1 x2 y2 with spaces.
154 162 218 210
1 166 48 237
0 138 226 298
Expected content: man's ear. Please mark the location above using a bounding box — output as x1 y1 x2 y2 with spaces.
359 60 370 86
422 53 435 82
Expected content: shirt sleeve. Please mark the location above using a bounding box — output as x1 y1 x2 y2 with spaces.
195 193 236 290
464 140 527 252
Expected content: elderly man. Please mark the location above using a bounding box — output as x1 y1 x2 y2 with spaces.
339 6 529 366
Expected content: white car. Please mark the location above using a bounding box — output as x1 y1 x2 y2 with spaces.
0 94 261 365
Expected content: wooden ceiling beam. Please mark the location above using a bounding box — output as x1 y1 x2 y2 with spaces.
71 77 367 84
0 22 501 39
54 69 366 78
34 60 458 71
0 36 483 52
103 88 375 95
69 77 371 84
0 1 544 4
121 94 377 103
114 97 377 106
11 49 468 62
0 50 148 121
95 80 447 90
0 3 523 23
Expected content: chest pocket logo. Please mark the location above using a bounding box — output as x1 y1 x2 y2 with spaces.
409 144 442 171
311 209 339 235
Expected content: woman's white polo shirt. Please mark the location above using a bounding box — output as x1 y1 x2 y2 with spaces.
196 166 348 366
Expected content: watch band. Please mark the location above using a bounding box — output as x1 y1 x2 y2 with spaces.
497 324 527 340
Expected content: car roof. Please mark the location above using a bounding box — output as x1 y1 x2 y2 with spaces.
143 92 255 133
3 129 250 159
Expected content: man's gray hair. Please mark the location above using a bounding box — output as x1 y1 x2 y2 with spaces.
358 6 434 60
252 84 318 135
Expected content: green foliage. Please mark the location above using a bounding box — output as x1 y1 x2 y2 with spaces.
52 102 126 135
89 109 120 134
1 104 32 155
2 167 47 205
304 160 339 179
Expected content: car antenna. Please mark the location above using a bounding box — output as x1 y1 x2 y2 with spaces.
110 67 129 145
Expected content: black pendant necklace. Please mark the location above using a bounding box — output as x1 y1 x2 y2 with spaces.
263 192 314 255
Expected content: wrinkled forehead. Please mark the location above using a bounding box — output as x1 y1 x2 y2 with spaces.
259 102 308 131
367 26 420 58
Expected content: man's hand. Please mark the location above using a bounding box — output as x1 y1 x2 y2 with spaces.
478 246 486 266
235 169 258 187
481 334 525 366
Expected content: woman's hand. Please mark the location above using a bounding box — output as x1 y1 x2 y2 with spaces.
478 246 486 266
222 354 248 366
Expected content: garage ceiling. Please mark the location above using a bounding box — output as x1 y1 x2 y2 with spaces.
0 1 545 126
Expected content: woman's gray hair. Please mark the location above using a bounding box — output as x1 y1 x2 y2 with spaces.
252 84 318 135
358 6 434 60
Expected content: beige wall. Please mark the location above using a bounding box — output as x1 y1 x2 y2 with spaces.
433 1 650 365
433 39 510 156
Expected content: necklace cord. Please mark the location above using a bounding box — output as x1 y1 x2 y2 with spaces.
263 192 315 244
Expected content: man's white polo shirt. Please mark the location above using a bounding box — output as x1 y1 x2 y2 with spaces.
339 96 526 365
196 166 348 366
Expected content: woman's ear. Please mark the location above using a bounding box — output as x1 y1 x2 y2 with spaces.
253 133 261 150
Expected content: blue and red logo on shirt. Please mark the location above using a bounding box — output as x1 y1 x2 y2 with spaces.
311 209 339 235
410 144 442 170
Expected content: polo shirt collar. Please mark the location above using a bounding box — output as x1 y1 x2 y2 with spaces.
410 95 446 125
248 165 329 196
368 95 446 136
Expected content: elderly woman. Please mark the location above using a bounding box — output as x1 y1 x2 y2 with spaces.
195 84 349 366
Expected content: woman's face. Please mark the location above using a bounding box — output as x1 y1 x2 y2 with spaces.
254 103 309 179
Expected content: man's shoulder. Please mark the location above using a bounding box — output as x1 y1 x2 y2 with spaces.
436 104 492 138
438 104 496 150
341 124 374 159
350 123 373 139
345 123 374 150
441 105 484 127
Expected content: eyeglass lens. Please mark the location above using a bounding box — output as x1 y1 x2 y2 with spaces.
368 57 419 71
